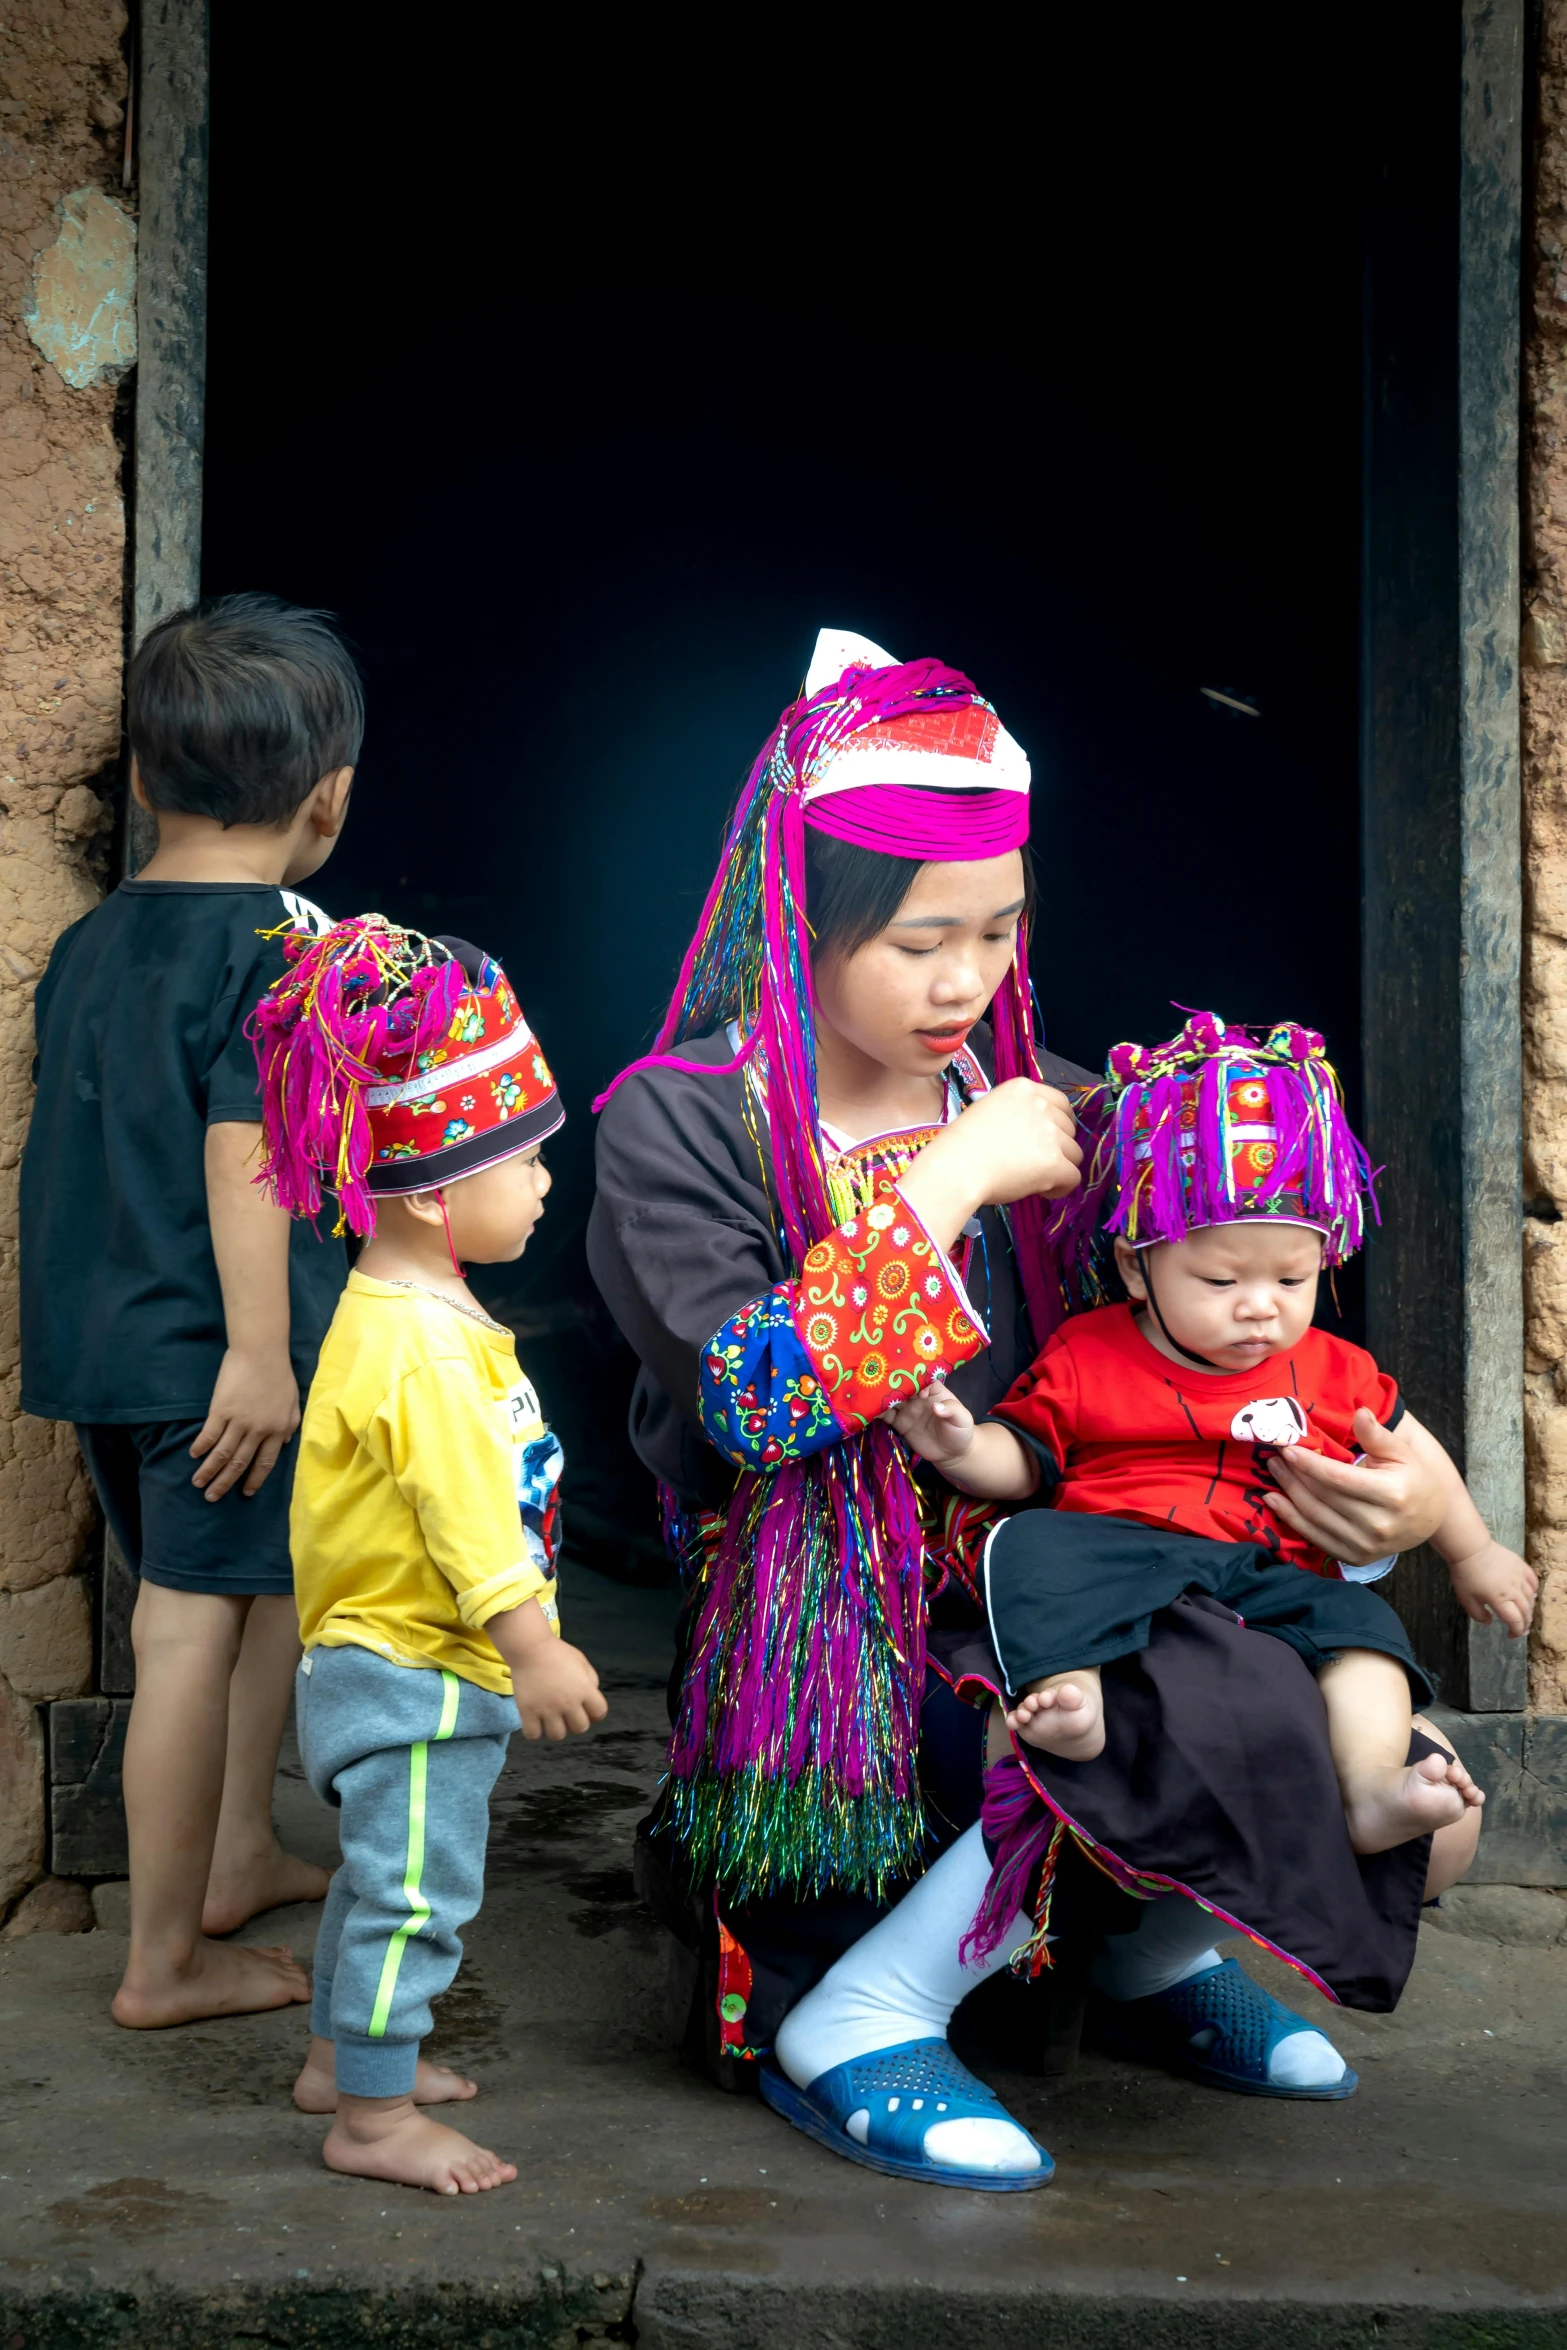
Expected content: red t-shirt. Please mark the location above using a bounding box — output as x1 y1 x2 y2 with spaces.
992 1302 1402 1579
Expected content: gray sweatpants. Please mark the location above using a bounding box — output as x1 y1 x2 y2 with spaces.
296 1643 515 2097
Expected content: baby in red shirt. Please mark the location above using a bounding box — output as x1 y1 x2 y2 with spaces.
889 1013 1535 1864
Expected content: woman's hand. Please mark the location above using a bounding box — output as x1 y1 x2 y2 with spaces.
1266 1407 1449 1567
899 1080 1082 1253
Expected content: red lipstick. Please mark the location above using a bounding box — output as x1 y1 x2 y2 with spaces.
916 1023 972 1055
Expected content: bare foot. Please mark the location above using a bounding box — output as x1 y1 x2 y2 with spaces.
293 2035 478 2114
203 1841 331 1937
112 1937 311 2028
1343 1751 1484 1856
324 2094 516 2195
1005 1679 1106 1760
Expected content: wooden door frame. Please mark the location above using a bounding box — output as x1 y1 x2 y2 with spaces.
1362 0 1526 1717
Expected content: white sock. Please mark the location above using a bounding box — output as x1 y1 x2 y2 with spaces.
774 1824 1043 2174
1093 1893 1346 2088
1091 1892 1225 2002
1257 2031 1347 2087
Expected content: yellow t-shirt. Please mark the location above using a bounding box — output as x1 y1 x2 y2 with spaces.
291 1271 563 1694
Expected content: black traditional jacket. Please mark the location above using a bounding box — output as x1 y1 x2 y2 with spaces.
587 1025 1092 1532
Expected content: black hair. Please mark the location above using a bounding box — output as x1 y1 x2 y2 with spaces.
802 803 1036 961
128 592 364 829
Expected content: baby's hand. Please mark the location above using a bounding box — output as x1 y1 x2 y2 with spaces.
1449 1540 1539 1638
512 1636 608 1740
883 1377 976 1470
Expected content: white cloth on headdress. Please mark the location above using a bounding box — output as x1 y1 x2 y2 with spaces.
798 625 1031 807
804 627 897 697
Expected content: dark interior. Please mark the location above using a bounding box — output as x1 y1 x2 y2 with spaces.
201 12 1386 1569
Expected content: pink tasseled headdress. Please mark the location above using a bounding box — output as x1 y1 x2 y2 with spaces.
596 625 1053 1338
1050 1010 1379 1280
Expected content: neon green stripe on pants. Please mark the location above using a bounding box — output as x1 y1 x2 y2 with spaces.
367 1670 460 2040
436 1665 460 1740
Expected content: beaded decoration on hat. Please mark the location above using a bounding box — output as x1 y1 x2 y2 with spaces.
1049 1010 1379 1290
248 914 561 1237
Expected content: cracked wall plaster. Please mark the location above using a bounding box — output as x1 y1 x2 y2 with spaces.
1525 0 1567 1710
0 0 130 1914
23 184 135 388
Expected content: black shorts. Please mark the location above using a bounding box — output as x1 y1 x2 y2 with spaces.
75 1419 299 1599
980 1508 1433 1705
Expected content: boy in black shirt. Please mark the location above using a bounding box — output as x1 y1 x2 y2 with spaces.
21 595 357 2028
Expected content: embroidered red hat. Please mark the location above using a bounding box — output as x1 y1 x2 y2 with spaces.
249 915 562 1236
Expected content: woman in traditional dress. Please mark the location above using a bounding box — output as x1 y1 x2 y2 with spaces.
587 630 1457 2190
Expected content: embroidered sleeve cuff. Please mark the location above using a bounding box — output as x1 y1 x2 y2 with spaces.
695 1182 990 1469
699 1285 845 1468
792 1176 989 1431
457 1561 556 1630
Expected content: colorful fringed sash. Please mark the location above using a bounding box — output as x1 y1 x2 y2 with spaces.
661 1113 958 1903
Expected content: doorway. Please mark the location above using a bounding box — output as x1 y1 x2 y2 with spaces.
201 10 1396 1588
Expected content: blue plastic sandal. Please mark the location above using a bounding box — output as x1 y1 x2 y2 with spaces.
1088 1956 1359 2100
758 2036 1054 2190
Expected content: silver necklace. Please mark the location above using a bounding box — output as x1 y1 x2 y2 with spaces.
380 1278 509 1334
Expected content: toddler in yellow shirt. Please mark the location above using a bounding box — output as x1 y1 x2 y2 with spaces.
252 915 605 2196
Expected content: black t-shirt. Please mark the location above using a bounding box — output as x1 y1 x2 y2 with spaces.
20 880 348 1424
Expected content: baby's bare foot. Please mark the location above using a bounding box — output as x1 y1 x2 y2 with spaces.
203 1841 331 1937
324 2097 515 2195
1005 1680 1106 1761
112 1937 311 2029
293 2037 478 2114
1343 1751 1483 1855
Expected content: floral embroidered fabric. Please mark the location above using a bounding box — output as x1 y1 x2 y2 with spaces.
700 1174 985 1471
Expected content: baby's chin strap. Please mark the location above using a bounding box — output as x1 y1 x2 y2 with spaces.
434 1188 466 1279
1138 1253 1220 1370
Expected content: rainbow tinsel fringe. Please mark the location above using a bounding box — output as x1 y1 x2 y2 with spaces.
660 1421 929 1904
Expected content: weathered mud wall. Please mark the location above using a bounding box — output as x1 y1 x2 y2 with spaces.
0 0 128 1912
1524 0 1567 1713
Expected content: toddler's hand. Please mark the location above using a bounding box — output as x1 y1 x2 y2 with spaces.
512 1636 608 1741
884 1376 976 1470
1449 1540 1538 1638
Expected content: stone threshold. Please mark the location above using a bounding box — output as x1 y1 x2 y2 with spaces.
1428 1707 1567 1883
4 2272 1567 2349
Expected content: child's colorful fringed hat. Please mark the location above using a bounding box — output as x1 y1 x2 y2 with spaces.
1053 1010 1378 1274
249 915 561 1236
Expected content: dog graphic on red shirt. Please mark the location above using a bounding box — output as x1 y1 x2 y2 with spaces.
1230 1396 1309 1448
